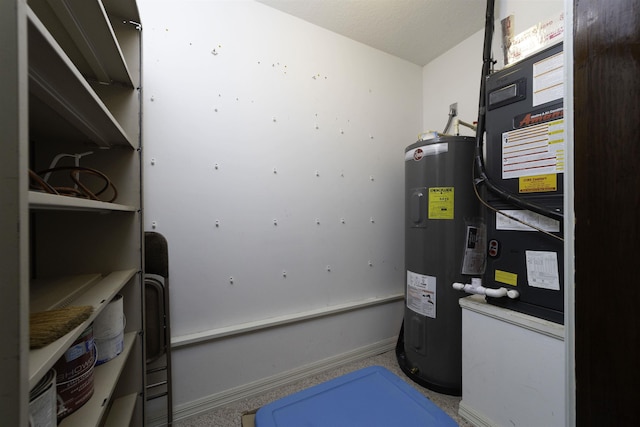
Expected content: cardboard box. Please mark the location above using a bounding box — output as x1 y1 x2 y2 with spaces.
241 409 257 427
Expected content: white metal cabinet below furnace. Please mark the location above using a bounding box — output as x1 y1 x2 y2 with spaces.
459 295 565 427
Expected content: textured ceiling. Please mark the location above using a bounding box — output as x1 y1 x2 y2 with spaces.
257 0 487 66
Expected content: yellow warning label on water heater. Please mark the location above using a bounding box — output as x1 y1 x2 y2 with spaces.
495 269 518 286
519 174 557 193
428 187 454 219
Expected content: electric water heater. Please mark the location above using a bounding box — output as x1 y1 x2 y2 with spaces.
399 135 482 395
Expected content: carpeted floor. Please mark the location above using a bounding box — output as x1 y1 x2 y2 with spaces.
174 349 472 426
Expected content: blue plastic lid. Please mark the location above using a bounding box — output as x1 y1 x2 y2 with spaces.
255 366 458 427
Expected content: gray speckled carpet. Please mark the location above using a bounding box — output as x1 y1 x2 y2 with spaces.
174 350 471 427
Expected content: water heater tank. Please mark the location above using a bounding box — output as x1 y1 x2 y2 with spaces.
398 135 482 395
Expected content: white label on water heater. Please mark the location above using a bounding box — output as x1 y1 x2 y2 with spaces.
406 271 436 318
525 250 560 290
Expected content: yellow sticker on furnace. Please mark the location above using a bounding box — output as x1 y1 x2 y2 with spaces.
519 174 557 193
495 269 518 286
428 187 454 219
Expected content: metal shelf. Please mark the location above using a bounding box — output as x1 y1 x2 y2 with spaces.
28 0 135 87
28 269 138 388
28 7 135 148
103 393 138 427
29 191 137 212
3 0 143 424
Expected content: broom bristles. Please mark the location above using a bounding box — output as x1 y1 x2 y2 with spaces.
30 305 93 349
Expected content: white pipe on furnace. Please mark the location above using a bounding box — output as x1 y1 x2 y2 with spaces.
452 281 519 299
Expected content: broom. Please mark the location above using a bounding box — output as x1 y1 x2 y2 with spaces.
30 306 93 349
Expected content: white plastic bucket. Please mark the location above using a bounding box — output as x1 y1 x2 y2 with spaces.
29 369 56 427
94 294 125 365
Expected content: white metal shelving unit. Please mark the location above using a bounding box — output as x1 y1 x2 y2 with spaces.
1 0 144 425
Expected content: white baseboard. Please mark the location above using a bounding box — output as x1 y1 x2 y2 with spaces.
171 337 397 423
458 400 496 427
172 294 403 348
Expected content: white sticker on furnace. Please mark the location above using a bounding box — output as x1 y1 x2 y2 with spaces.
525 250 560 290
533 51 564 106
496 209 560 232
461 225 486 275
407 271 436 318
502 119 565 179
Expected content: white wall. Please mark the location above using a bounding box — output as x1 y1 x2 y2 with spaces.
140 0 565 421
139 0 421 420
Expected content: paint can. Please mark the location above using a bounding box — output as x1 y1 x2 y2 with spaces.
28 369 56 427
54 325 96 421
94 294 125 365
